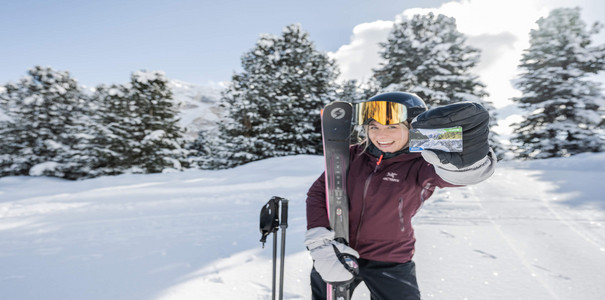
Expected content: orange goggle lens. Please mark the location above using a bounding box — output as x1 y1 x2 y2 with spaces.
356 101 408 125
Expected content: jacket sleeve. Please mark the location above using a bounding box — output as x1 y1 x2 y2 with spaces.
422 148 497 185
306 172 331 230
416 158 461 191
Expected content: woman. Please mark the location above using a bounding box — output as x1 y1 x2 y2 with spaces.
305 92 497 300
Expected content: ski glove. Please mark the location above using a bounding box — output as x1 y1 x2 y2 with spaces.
304 227 360 284
411 102 490 169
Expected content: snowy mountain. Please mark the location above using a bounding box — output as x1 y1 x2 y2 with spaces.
1 153 604 299
168 80 224 139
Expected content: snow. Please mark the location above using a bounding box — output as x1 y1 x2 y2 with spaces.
132 70 166 84
1 153 604 300
0 109 9 122
28 162 60 176
23 95 42 105
143 130 166 142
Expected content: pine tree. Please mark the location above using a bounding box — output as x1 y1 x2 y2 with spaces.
186 128 215 169
511 7 605 159
89 72 188 175
372 12 489 107
338 79 366 104
90 83 134 175
372 13 502 156
206 24 340 168
0 85 16 176
124 70 188 173
337 79 368 145
0 66 99 179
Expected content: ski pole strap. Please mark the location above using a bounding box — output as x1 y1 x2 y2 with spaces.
259 197 280 246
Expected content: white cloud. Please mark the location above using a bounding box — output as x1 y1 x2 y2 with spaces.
331 0 605 111
328 20 393 85
330 0 605 142
404 1 562 112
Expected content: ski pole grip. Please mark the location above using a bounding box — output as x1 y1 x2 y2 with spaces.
280 199 288 228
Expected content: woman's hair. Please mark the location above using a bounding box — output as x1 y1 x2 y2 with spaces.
356 121 410 153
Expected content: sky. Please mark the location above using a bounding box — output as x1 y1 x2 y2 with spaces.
1 0 604 111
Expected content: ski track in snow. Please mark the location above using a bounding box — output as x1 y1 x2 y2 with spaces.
0 154 604 300
413 164 605 300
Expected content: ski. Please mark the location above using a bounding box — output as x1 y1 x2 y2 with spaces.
321 101 355 300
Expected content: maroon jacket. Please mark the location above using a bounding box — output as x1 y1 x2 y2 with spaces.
306 144 459 263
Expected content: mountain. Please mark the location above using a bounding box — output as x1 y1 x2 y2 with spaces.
168 80 224 138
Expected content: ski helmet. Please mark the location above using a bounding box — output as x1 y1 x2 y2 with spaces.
356 92 427 125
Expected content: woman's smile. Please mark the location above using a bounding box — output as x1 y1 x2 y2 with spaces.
368 120 409 153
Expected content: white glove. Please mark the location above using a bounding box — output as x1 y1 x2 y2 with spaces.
422 147 497 185
304 227 359 284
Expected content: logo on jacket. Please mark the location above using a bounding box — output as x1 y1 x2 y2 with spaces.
383 172 400 183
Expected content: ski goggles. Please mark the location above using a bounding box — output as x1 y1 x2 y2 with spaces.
355 101 408 125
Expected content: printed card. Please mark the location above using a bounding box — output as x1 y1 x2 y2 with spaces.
409 126 463 153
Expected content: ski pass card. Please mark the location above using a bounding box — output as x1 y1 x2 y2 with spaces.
409 126 463 152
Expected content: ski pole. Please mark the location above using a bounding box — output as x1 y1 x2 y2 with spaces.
272 198 281 300
259 196 288 300
278 198 288 300
272 228 278 300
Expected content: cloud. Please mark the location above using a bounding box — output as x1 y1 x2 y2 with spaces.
331 1 547 105
332 0 605 103
466 32 522 110
467 33 517 73
405 1 556 110
328 20 393 85
330 0 605 142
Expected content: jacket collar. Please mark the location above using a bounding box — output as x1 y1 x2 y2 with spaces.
353 143 422 166
366 142 409 159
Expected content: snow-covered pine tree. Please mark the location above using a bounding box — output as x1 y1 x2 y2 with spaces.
126 71 188 173
186 128 215 169
511 7 605 159
0 85 16 176
206 24 340 168
372 12 489 107
90 83 135 175
0 86 8 119
338 79 366 104
372 12 502 156
337 79 369 145
0 66 99 179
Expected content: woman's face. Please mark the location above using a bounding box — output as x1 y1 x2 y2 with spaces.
367 120 409 153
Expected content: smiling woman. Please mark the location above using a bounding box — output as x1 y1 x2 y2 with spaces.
367 120 410 153
354 92 427 155
305 91 497 300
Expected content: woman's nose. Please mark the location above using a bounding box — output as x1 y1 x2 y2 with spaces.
375 128 387 137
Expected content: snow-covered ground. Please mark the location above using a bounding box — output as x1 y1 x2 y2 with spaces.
1 153 604 300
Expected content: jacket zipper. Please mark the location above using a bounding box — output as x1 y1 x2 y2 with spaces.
354 154 383 248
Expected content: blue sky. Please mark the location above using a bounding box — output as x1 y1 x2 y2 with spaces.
1 0 447 86
1 0 604 116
